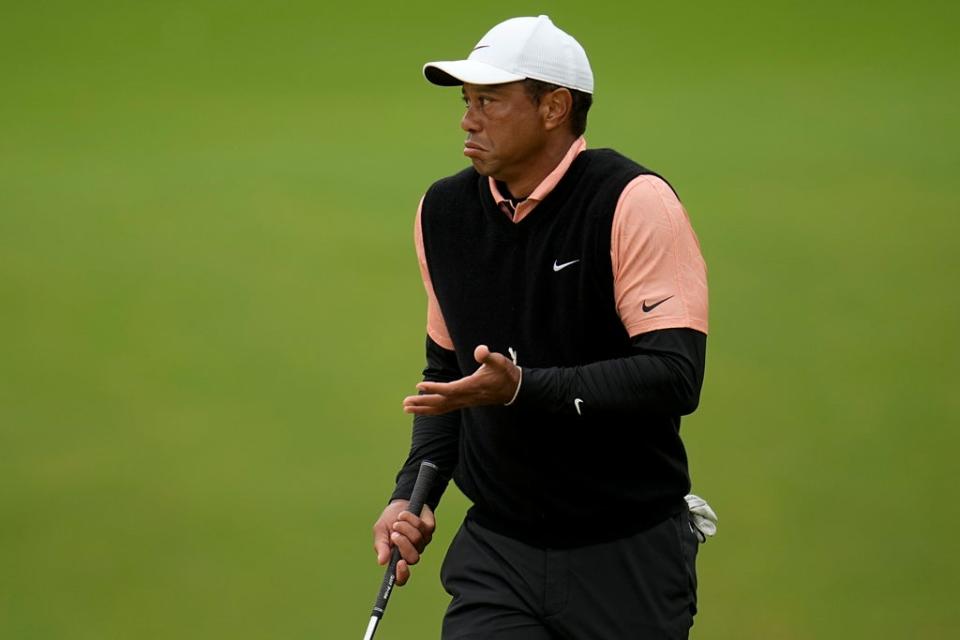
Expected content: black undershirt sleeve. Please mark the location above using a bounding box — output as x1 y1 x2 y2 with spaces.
516 328 707 417
391 328 705 505
390 336 462 509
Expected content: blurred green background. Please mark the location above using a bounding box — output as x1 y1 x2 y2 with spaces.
2 1 957 638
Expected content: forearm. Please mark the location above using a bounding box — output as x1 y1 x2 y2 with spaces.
516 328 706 417
391 336 462 508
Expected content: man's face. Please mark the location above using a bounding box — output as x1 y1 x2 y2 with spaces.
460 82 548 182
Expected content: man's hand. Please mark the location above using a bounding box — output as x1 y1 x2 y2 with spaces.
372 499 436 586
403 345 521 416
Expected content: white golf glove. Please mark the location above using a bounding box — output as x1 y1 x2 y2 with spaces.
684 494 718 543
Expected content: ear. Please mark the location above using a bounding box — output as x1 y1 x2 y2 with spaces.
540 88 573 132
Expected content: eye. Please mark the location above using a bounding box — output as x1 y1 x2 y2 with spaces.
462 94 493 110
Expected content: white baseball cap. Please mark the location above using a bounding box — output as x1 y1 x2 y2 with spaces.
423 15 594 94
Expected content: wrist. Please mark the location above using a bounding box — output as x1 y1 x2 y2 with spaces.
504 367 523 406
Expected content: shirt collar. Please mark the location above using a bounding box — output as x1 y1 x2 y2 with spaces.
489 136 587 208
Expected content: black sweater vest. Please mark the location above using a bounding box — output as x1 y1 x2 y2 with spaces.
421 149 689 546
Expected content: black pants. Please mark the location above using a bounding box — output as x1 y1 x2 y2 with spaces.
440 512 699 639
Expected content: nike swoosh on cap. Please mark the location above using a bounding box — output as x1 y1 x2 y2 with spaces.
553 259 580 272
642 296 674 312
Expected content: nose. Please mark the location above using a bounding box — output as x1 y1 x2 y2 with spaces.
461 104 480 133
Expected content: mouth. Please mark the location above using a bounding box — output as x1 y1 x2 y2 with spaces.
463 140 486 158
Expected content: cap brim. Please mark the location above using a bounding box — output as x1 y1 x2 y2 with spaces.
423 60 526 87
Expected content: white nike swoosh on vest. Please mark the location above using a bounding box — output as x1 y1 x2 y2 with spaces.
574 398 584 415
553 259 580 272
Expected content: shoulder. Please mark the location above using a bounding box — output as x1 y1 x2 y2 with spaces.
619 174 681 210
612 175 690 244
579 149 677 196
580 148 646 176
421 166 485 233
424 166 480 203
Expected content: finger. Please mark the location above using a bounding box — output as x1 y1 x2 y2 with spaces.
392 520 424 550
480 351 513 371
415 380 459 395
404 392 447 407
473 345 514 374
398 509 435 538
396 511 434 547
404 404 449 416
418 505 437 532
395 559 410 586
396 510 422 527
404 394 460 415
390 530 421 566
375 541 392 565
373 525 392 565
474 344 490 364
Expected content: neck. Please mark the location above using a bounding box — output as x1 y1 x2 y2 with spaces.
503 134 577 199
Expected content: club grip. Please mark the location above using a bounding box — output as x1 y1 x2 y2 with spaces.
405 460 439 518
371 460 439 619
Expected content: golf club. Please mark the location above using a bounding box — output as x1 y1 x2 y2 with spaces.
363 460 439 640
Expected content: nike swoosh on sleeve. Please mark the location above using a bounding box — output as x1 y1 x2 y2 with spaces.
641 296 674 312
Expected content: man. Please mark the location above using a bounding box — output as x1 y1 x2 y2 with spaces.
373 15 712 639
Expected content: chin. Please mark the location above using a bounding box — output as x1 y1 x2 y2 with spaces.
470 159 493 176
471 157 504 178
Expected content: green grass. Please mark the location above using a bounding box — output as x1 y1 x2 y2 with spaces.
2 1 958 638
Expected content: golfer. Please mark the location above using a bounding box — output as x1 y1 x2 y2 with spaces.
374 15 712 639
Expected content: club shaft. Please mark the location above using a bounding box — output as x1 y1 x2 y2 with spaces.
364 460 439 639
363 616 379 640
